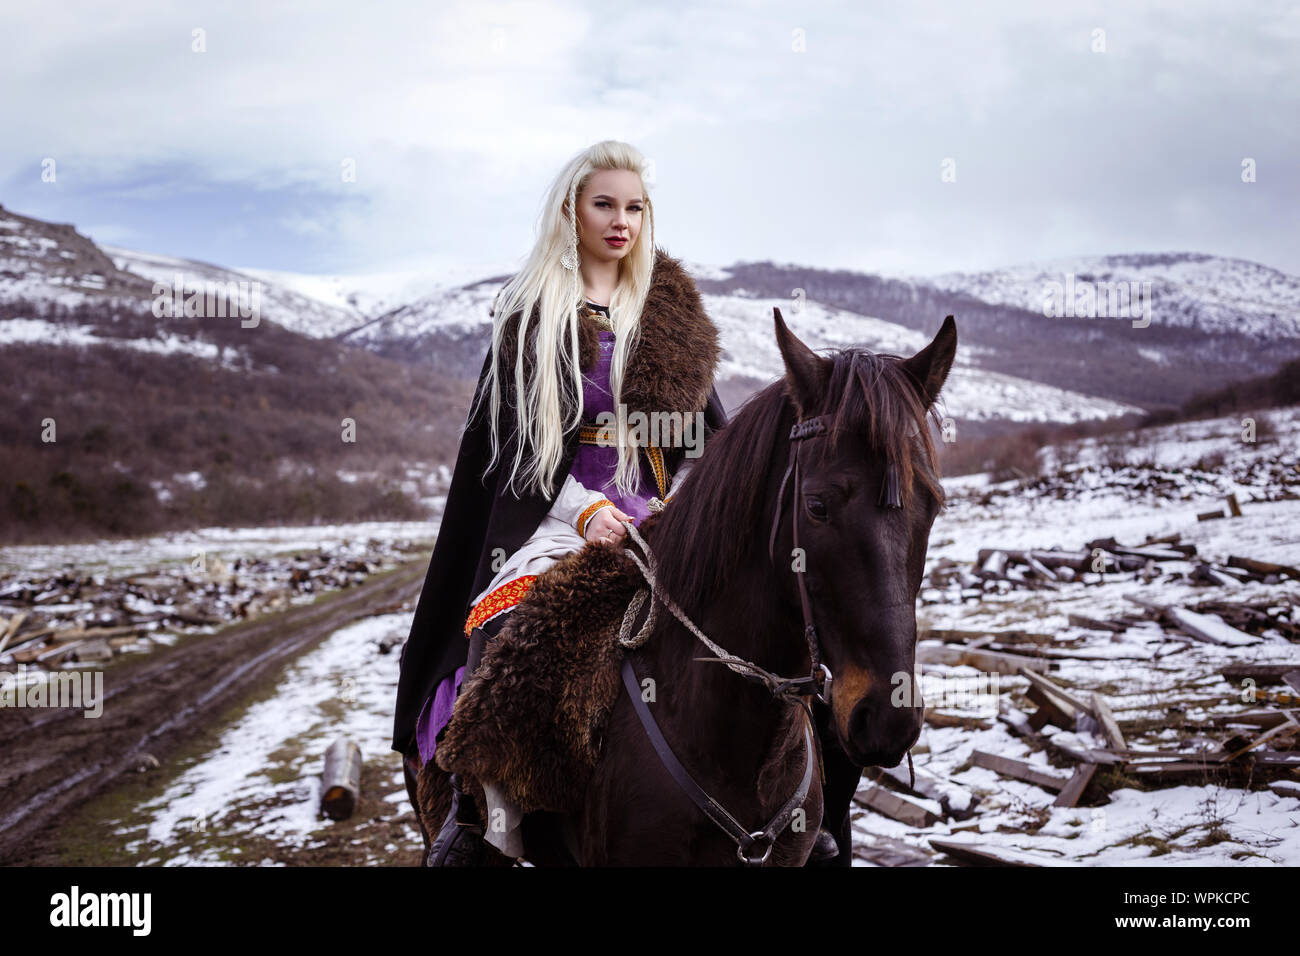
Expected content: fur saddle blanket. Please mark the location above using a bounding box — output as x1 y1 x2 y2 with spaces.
434 516 660 814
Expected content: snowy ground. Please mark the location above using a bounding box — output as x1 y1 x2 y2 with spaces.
109 612 421 866
851 406 1300 866
0 519 435 578
42 408 1300 866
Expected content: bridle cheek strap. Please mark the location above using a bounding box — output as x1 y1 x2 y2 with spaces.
766 413 903 706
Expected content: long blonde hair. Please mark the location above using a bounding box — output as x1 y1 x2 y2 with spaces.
470 140 657 500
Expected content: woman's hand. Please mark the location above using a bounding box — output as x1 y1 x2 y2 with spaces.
584 505 633 548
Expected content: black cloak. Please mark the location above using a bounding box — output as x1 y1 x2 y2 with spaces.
392 248 729 755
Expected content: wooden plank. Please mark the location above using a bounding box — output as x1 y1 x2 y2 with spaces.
1025 683 1075 730
1067 613 1126 633
1220 663 1300 685
1226 494 1243 517
1166 607 1259 647
1090 692 1126 751
1047 740 1125 765
854 784 940 827
1220 720 1298 763
1227 556 1300 580
875 764 978 820
927 839 1069 867
850 833 933 867
919 643 1050 675
1018 667 1093 714
1053 764 1098 808
971 750 1072 793
1252 751 1300 767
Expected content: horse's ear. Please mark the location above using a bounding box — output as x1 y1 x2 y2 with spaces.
900 315 957 409
774 307 830 419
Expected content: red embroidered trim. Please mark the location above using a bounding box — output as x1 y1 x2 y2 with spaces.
576 498 615 537
463 574 538 636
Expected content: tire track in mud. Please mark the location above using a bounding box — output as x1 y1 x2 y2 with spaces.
0 560 424 864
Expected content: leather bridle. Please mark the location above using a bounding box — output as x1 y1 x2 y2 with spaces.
766 413 903 706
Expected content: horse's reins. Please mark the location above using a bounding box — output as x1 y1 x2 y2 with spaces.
613 411 907 865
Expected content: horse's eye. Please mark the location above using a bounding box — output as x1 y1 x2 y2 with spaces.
805 497 828 520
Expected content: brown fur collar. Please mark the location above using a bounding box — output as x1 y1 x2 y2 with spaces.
496 248 720 426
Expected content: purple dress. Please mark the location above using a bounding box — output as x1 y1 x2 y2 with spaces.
413 302 659 765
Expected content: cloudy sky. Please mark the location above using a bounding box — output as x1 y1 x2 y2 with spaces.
2 0 1296 280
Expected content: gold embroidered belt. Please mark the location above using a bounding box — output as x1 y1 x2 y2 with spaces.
576 423 668 498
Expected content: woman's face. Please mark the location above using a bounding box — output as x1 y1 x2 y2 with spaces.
573 168 644 266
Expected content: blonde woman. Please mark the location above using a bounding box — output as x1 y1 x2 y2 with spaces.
393 140 728 865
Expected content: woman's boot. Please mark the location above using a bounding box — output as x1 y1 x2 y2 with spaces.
426 625 492 867
426 772 486 866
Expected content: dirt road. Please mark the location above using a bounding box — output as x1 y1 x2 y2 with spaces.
0 561 425 865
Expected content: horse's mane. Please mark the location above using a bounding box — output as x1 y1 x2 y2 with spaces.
651 347 946 614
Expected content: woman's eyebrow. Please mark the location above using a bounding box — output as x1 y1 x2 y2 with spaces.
592 194 645 203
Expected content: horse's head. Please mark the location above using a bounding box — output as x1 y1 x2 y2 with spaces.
772 307 956 768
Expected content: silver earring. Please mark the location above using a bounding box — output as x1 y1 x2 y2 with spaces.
560 245 578 271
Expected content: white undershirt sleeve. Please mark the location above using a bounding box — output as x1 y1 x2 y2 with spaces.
548 471 614 533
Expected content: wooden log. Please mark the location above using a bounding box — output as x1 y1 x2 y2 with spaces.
976 549 1090 571
1197 509 1225 521
1191 564 1242 588
918 643 1050 675
1113 546 1193 562
923 628 1057 645
1143 532 1182 545
971 750 1072 793
1053 764 1098 808
1227 556 1300 580
854 783 940 827
1226 494 1242 517
67 639 112 663
320 738 363 821
1090 693 1126 751
1068 613 1126 633
976 550 1009 580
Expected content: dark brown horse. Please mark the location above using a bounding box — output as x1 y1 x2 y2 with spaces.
407 307 956 865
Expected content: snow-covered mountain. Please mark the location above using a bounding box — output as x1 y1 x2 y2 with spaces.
0 203 150 306
334 271 1142 425
923 252 1300 339
102 245 367 340
5 199 1295 430
235 260 517 327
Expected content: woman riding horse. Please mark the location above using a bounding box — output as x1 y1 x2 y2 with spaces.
391 140 840 864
